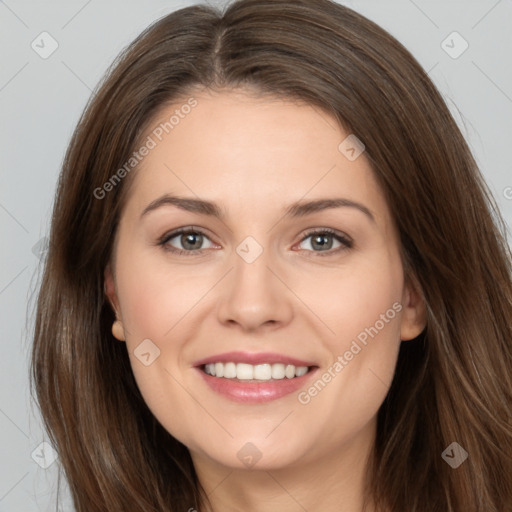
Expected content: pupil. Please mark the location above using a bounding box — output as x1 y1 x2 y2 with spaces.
182 233 201 250
313 234 332 250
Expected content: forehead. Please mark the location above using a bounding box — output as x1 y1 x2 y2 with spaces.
123 89 387 222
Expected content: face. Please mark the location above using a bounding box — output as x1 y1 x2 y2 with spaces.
105 88 426 472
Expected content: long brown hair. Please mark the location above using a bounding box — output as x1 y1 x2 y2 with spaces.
30 0 512 510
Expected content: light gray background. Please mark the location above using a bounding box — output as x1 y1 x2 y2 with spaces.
1 0 511 510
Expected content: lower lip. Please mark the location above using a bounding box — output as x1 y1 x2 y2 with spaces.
195 367 318 403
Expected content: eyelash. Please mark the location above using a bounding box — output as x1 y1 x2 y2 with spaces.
158 226 353 257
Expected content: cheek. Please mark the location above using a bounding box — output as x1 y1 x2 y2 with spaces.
112 248 210 428
115 245 198 338
334 270 402 346
112 257 192 440
326 264 403 401
297 252 404 414
292 252 404 351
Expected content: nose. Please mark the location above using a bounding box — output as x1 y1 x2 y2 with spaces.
216 242 294 333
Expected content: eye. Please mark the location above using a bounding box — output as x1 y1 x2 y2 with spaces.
158 227 217 255
296 228 353 256
158 226 353 257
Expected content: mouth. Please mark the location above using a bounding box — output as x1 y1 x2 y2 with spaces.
200 362 316 382
193 352 319 403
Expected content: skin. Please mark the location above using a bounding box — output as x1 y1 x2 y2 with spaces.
105 88 426 512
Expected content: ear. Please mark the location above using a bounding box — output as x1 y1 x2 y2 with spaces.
400 274 427 341
104 263 121 319
104 263 126 341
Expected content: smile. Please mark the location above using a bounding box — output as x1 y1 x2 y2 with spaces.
195 357 319 403
203 362 311 381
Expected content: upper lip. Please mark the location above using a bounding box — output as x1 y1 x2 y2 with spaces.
193 351 317 367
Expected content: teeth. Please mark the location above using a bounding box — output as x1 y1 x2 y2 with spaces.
203 362 310 380
214 362 224 377
285 364 295 379
295 366 309 377
254 364 272 380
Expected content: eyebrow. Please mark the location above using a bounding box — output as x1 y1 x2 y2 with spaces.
140 194 375 223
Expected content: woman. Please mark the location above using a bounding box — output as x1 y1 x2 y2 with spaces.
31 0 512 511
